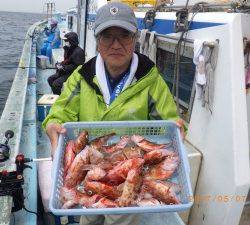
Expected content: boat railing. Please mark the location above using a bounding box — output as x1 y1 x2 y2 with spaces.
0 20 46 224
143 30 218 46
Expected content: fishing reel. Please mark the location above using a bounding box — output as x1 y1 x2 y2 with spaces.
0 130 33 212
0 153 33 212
143 9 156 30
0 130 14 163
0 130 50 213
174 8 189 33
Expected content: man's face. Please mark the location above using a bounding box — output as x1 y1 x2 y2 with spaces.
97 27 136 69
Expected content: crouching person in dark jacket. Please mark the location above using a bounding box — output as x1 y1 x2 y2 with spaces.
48 32 85 95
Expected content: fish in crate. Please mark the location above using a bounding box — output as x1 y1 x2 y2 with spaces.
59 131 181 209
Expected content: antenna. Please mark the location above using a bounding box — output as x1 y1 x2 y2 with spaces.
44 1 56 22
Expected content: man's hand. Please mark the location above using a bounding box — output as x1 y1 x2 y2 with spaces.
176 118 185 140
56 63 63 70
46 123 66 157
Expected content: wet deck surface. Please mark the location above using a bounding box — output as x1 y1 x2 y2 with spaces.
36 67 54 158
239 190 250 225
240 204 250 225
37 68 55 96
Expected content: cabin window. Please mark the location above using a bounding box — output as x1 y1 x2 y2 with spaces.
68 16 73 30
136 34 196 122
156 42 195 122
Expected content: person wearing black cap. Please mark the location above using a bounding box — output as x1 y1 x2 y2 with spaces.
47 32 85 95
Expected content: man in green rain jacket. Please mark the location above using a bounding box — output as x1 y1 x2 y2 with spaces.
43 2 180 225
43 51 177 124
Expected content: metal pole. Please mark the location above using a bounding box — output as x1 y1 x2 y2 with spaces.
137 3 233 10
46 3 49 22
83 0 89 53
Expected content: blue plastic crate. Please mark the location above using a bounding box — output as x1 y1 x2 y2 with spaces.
37 105 51 121
49 120 193 216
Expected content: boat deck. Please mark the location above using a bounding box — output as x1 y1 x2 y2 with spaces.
239 192 250 225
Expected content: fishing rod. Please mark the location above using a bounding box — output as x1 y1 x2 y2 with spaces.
0 131 52 164
0 66 56 69
0 66 36 69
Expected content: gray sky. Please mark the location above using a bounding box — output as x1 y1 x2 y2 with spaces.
0 0 77 13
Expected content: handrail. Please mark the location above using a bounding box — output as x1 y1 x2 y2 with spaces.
138 28 218 46
147 31 218 47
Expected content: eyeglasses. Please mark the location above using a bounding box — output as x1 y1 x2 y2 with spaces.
98 32 135 47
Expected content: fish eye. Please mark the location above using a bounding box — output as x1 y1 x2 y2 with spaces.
87 190 93 195
143 166 149 172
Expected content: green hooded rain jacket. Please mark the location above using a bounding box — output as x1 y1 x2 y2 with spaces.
42 53 178 129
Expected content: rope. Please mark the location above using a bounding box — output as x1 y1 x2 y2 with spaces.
171 0 190 115
172 3 202 116
172 32 185 114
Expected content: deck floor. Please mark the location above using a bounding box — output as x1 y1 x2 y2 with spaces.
240 204 250 225
37 68 55 96
239 191 250 225
37 68 54 158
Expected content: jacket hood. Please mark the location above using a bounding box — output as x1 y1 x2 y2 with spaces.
64 32 79 46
